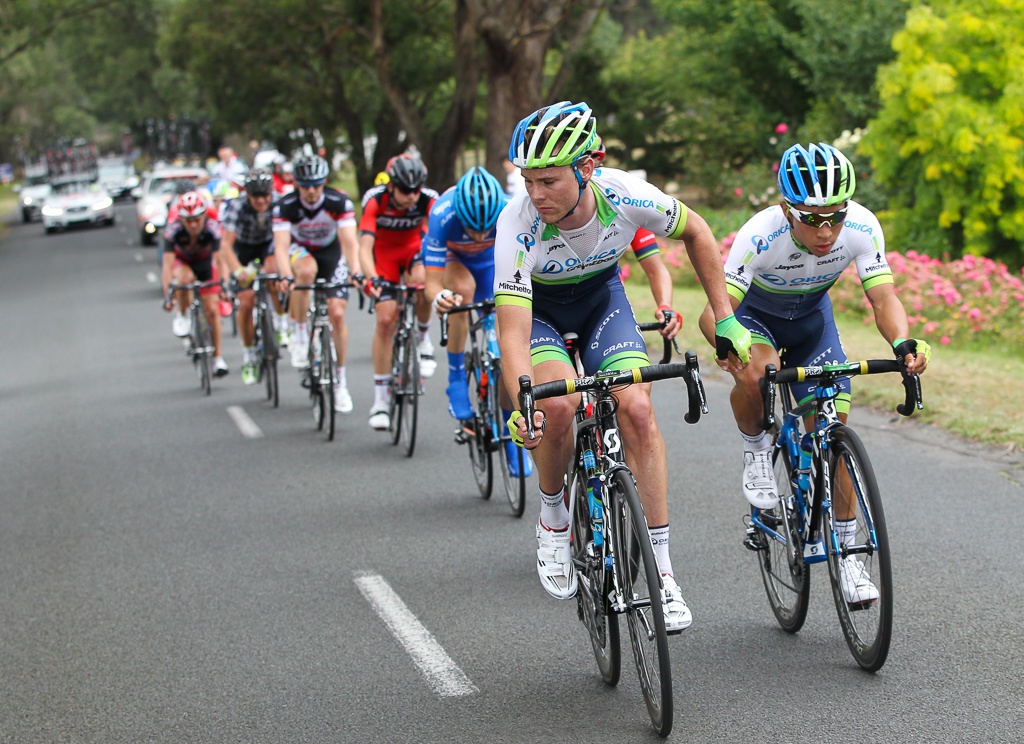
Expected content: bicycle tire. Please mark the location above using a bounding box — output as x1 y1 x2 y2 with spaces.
570 468 620 686
491 361 525 517
260 304 279 407
389 331 404 446
196 309 212 396
824 425 893 672
465 351 493 499
322 327 337 441
609 468 673 737
754 435 811 633
399 329 418 457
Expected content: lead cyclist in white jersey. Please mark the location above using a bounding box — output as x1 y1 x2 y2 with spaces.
496 100 751 631
697 142 930 604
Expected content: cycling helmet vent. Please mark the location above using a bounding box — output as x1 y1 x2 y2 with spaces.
508 101 598 169
244 168 274 196
777 142 856 207
294 155 329 185
454 166 507 232
178 191 207 218
387 154 428 191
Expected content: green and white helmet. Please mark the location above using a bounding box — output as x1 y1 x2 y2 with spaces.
508 101 598 169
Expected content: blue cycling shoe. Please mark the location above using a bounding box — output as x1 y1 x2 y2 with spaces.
446 378 474 421
505 439 534 478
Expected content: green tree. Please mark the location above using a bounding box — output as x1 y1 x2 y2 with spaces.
861 2 1024 267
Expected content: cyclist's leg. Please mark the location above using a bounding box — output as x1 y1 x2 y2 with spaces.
407 258 437 377
440 259 476 419
288 249 317 365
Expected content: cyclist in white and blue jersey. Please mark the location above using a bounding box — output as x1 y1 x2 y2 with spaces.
425 166 534 478
496 101 751 631
697 143 931 604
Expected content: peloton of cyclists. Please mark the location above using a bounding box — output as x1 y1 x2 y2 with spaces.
696 142 931 604
161 191 230 377
272 154 362 415
423 165 534 478
358 154 439 431
497 101 751 632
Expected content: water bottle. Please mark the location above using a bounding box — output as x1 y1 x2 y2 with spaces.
797 432 813 493
583 450 603 546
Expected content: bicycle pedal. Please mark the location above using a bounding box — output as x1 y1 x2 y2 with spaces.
743 530 767 552
453 427 473 444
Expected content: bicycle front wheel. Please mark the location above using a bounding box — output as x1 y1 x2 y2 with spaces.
321 328 337 441
465 352 493 499
195 310 212 396
260 306 279 407
609 468 672 737
570 468 620 686
824 425 893 672
491 361 526 517
755 438 811 633
398 330 419 457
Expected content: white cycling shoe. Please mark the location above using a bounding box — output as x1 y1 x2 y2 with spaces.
417 337 437 379
334 384 353 414
368 403 390 431
839 556 880 604
290 342 309 369
172 313 191 338
536 521 576 600
661 574 693 633
743 450 779 509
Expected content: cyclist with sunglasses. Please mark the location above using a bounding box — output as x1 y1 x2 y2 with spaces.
359 154 439 431
697 143 930 541
273 154 362 414
220 169 288 385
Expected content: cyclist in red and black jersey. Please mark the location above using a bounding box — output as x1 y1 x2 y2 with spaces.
358 154 439 430
161 191 229 377
273 155 362 414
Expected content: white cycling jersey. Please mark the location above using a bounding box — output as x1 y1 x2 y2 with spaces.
725 200 893 319
493 167 687 308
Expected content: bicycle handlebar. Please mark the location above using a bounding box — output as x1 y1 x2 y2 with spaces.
438 299 497 347
759 359 924 431
165 279 223 305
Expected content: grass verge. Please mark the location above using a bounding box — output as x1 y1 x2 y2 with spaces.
627 281 1023 451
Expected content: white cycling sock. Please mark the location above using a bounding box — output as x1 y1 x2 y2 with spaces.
373 375 390 407
835 518 858 549
740 429 771 452
649 524 674 577
296 322 308 342
539 486 569 531
336 365 346 388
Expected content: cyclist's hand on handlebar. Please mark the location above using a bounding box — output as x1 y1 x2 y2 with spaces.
432 289 461 313
893 337 931 375
656 305 682 340
363 276 383 299
714 314 752 371
507 409 546 450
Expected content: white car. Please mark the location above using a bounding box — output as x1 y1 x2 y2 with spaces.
96 159 140 201
18 171 52 223
133 166 208 245
40 178 115 233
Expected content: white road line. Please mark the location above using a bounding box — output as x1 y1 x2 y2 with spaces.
355 572 478 698
226 406 264 439
145 271 158 284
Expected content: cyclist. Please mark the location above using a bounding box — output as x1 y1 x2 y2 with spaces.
424 166 534 478
359 154 439 430
497 101 749 631
220 169 287 385
161 191 229 377
273 154 362 414
696 142 931 604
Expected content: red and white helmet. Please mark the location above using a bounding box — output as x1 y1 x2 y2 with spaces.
178 191 207 218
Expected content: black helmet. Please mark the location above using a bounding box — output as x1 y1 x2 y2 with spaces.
293 154 329 185
386 154 428 192
244 168 274 196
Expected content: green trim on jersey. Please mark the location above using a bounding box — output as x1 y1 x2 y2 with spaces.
726 281 747 303
494 293 532 309
601 350 651 372
861 272 894 291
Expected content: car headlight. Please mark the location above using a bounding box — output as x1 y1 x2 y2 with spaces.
92 197 113 210
22 196 33 206
41 206 64 217
144 223 157 234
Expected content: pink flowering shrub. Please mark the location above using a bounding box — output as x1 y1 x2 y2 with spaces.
826 251 1024 348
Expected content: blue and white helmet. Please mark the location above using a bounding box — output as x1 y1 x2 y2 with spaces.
453 166 506 232
777 143 856 207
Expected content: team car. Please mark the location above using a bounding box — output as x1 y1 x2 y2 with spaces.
40 177 115 233
18 169 52 223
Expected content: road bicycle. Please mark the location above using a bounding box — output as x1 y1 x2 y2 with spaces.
291 278 353 441
517 326 707 738
439 298 528 516
370 280 421 457
165 279 222 396
749 358 923 672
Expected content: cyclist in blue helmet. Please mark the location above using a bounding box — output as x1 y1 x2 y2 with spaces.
423 166 536 479
697 142 930 604
497 101 749 630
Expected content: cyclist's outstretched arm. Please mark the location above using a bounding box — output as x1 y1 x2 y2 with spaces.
496 303 543 447
636 252 681 339
339 223 362 279
865 282 930 374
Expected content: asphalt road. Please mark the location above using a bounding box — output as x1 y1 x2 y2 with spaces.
2 203 1022 743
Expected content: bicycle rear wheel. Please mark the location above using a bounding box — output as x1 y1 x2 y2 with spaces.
491 362 525 517
321 327 337 441
754 436 811 633
465 352 493 498
824 425 892 672
609 468 672 737
398 330 419 457
570 468 620 686
195 309 212 396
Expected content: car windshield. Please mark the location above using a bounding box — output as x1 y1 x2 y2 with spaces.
99 164 132 179
149 177 195 195
24 174 49 187
53 182 94 195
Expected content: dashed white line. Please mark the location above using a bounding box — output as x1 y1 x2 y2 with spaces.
226 406 264 439
145 271 158 284
355 572 478 697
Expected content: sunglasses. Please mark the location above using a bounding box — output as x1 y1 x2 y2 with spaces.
182 216 204 223
297 181 325 189
394 184 421 195
788 205 848 228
